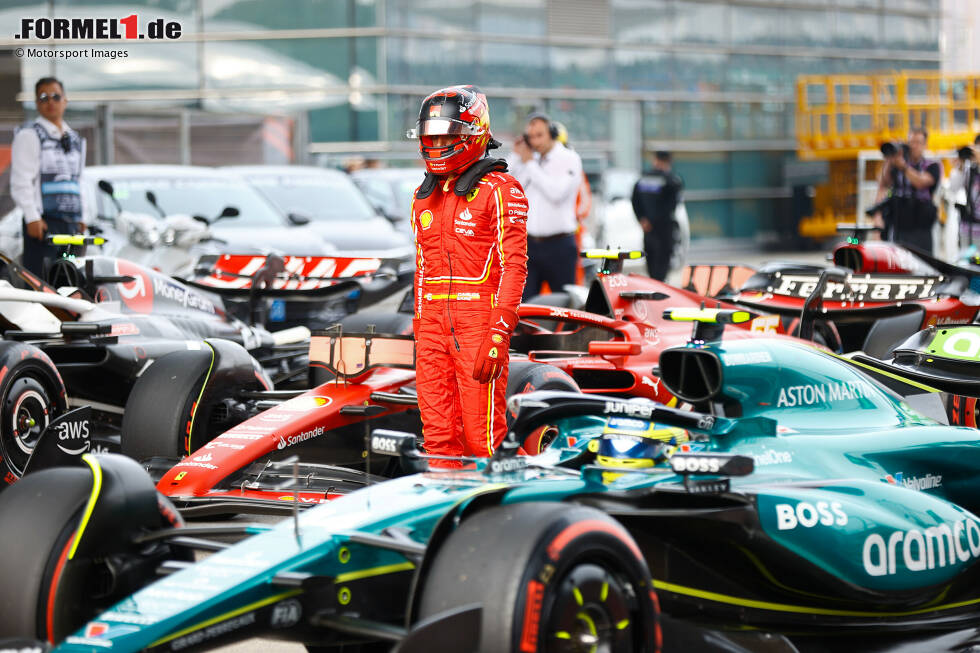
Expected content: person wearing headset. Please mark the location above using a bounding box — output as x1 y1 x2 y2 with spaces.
409 85 528 465
508 112 583 300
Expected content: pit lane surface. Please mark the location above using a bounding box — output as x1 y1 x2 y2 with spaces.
206 246 828 652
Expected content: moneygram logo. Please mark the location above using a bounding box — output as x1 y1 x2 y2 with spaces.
14 15 182 41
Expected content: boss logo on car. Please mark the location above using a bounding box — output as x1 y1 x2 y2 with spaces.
371 436 399 454
670 455 723 474
775 501 848 530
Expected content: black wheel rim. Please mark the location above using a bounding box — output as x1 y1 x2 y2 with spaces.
3 377 51 476
544 562 638 653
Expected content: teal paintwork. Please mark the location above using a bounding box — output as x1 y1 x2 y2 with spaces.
54 337 980 650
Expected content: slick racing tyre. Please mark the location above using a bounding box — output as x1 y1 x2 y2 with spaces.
505 361 580 454
0 456 185 643
417 502 659 653
122 340 266 461
0 342 68 484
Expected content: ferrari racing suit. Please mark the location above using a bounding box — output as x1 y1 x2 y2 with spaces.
412 168 528 460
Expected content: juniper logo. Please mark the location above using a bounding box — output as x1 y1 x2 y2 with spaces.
14 15 182 40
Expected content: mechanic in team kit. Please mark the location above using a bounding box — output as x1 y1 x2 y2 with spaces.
873 127 942 254
10 76 88 277
632 151 683 281
508 112 583 299
409 85 528 464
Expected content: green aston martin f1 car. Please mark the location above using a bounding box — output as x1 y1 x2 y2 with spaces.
7 313 980 652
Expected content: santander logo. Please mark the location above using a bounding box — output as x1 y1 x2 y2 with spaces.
115 259 153 313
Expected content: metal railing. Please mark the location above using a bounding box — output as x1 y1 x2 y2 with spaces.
796 71 980 160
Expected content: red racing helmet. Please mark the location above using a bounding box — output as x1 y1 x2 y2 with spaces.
410 85 492 176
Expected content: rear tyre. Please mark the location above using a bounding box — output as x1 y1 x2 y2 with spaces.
122 342 264 461
122 350 211 461
0 342 67 482
417 502 659 653
0 466 181 642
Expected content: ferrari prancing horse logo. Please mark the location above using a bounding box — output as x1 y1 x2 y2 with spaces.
419 210 433 230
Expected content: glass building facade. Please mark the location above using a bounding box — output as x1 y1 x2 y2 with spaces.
2 0 944 239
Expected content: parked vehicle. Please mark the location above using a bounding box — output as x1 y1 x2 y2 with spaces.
8 313 980 651
349 166 426 236
0 249 317 486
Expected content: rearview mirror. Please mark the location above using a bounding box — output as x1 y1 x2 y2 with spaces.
212 206 240 224
588 341 641 356
287 211 311 226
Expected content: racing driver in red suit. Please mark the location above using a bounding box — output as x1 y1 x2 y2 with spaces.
409 85 528 463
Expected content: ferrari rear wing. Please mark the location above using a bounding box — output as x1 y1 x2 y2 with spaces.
188 253 393 294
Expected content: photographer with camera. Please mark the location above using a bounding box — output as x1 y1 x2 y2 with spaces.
949 135 980 242
871 127 942 254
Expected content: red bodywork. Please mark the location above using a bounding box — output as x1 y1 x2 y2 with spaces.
514 271 792 406
686 240 980 337
155 267 798 506
158 368 415 503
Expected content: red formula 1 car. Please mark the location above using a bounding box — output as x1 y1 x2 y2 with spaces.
684 225 980 355
26 251 806 517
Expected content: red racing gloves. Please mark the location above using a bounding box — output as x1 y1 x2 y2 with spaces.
472 307 518 384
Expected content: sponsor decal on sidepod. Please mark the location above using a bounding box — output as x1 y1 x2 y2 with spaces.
863 517 980 577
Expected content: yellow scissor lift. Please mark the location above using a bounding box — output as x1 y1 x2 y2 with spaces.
795 71 980 240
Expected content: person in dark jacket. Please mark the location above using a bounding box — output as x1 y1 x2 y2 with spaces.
631 151 682 281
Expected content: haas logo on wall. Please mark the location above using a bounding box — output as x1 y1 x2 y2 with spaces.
115 259 154 313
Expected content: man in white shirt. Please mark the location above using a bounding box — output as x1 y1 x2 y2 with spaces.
507 113 583 300
10 76 87 276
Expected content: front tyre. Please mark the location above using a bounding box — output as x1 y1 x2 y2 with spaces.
0 461 183 642
417 502 659 653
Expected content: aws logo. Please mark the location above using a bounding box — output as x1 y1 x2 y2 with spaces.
419 210 433 230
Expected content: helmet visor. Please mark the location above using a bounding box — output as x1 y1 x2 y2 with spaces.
409 117 485 138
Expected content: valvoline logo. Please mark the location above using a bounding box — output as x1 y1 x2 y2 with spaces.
115 259 153 313
883 471 943 491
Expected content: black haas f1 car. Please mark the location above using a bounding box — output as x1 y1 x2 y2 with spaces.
684 224 980 355
0 248 317 487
